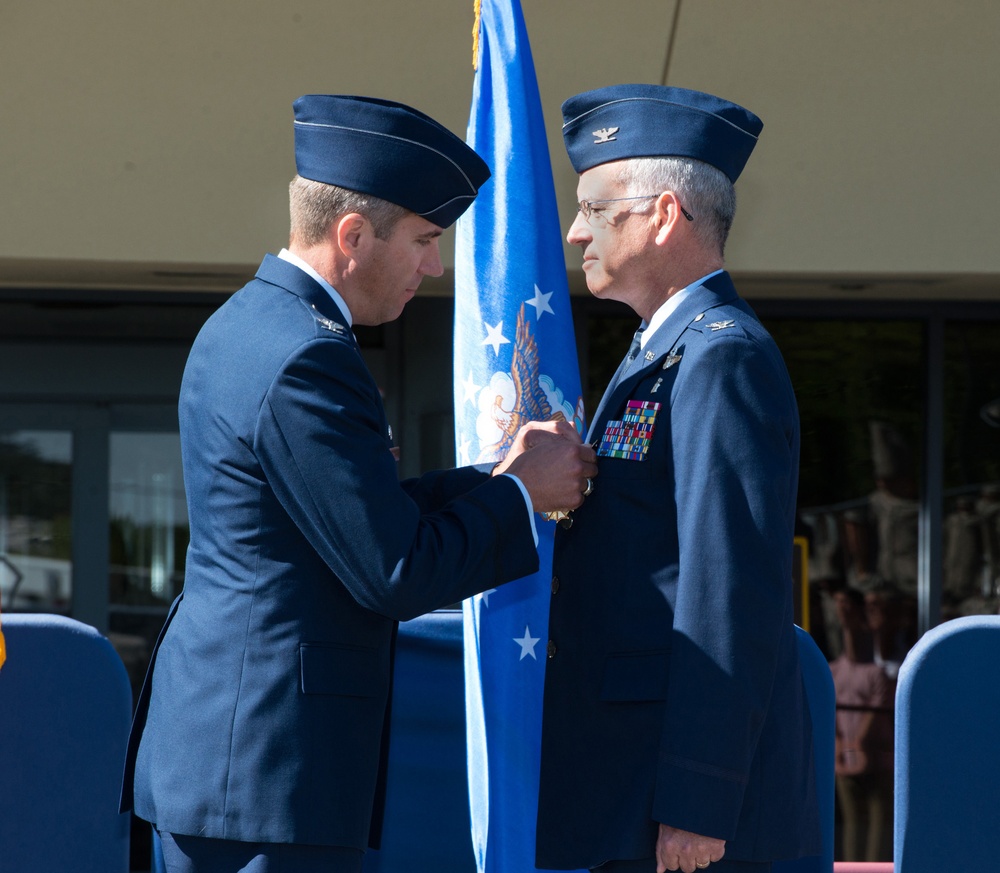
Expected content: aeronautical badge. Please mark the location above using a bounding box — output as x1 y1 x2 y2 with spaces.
598 400 660 460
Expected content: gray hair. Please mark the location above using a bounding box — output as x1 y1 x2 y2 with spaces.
289 174 410 246
614 157 736 255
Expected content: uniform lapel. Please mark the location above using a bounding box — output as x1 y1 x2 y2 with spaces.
587 272 740 440
255 253 353 333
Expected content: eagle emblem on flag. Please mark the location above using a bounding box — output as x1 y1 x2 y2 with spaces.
476 304 584 463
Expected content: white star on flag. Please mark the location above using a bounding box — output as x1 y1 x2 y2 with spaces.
457 437 473 465
480 588 497 607
513 625 540 660
482 320 510 355
526 284 554 318
461 370 481 405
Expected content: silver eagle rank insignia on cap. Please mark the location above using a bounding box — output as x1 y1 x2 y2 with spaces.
592 127 619 144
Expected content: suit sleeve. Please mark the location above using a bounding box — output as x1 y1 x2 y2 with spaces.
254 336 539 621
651 329 799 840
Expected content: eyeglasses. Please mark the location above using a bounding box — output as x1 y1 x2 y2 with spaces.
576 195 694 226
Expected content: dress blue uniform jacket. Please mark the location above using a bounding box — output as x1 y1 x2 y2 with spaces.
536 272 820 868
120 254 538 849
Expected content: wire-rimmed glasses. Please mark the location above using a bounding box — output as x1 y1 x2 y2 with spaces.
576 195 694 226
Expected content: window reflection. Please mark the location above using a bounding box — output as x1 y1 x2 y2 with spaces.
0 431 73 613
109 432 188 610
943 321 1000 619
107 431 189 712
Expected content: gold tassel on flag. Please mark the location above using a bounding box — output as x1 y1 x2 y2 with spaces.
472 0 482 70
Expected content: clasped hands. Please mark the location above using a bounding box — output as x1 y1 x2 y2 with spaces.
492 421 598 516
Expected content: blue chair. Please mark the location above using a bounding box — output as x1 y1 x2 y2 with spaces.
894 615 1000 873
774 626 836 873
0 614 132 873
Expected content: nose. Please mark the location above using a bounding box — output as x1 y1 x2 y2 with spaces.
423 239 444 277
566 211 591 247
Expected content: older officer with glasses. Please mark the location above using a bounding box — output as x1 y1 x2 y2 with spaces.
119 93 597 873
534 85 821 873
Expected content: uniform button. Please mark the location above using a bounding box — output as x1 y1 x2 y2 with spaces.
547 640 557 659
551 576 560 594
694 313 705 321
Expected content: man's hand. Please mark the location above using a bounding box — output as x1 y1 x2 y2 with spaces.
656 824 725 873
496 421 597 514
491 421 581 476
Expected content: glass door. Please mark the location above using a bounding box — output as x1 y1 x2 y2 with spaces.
0 429 73 614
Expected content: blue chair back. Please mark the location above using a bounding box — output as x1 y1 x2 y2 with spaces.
894 615 1000 873
774 626 836 873
0 614 132 873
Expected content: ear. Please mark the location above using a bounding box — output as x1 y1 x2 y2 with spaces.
652 192 685 246
334 213 372 261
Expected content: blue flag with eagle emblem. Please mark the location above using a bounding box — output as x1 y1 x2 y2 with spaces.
454 2 586 872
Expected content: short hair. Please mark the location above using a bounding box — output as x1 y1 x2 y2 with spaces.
613 157 736 256
288 174 410 246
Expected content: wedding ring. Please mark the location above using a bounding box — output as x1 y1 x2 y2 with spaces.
583 477 594 497
696 863 709 869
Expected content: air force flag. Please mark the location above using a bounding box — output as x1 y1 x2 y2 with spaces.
454 2 585 872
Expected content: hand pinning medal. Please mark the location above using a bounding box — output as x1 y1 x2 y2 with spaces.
543 471 595 528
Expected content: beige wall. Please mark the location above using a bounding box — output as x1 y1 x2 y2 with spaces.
3 0 998 296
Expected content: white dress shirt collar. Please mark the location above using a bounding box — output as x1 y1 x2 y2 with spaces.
277 248 353 328
640 268 724 348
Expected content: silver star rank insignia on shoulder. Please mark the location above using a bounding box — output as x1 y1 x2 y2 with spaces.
592 127 619 144
707 319 736 331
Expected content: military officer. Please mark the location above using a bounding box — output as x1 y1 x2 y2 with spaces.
120 94 597 873
535 85 821 873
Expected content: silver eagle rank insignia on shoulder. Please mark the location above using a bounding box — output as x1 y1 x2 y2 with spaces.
312 306 345 335
707 319 736 332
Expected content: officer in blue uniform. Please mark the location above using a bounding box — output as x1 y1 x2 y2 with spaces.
535 85 820 873
119 94 597 873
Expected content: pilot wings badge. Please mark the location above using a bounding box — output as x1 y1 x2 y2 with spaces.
476 304 584 463
592 127 619 144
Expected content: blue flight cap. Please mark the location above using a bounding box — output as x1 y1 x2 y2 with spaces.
292 94 491 229
561 84 763 183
